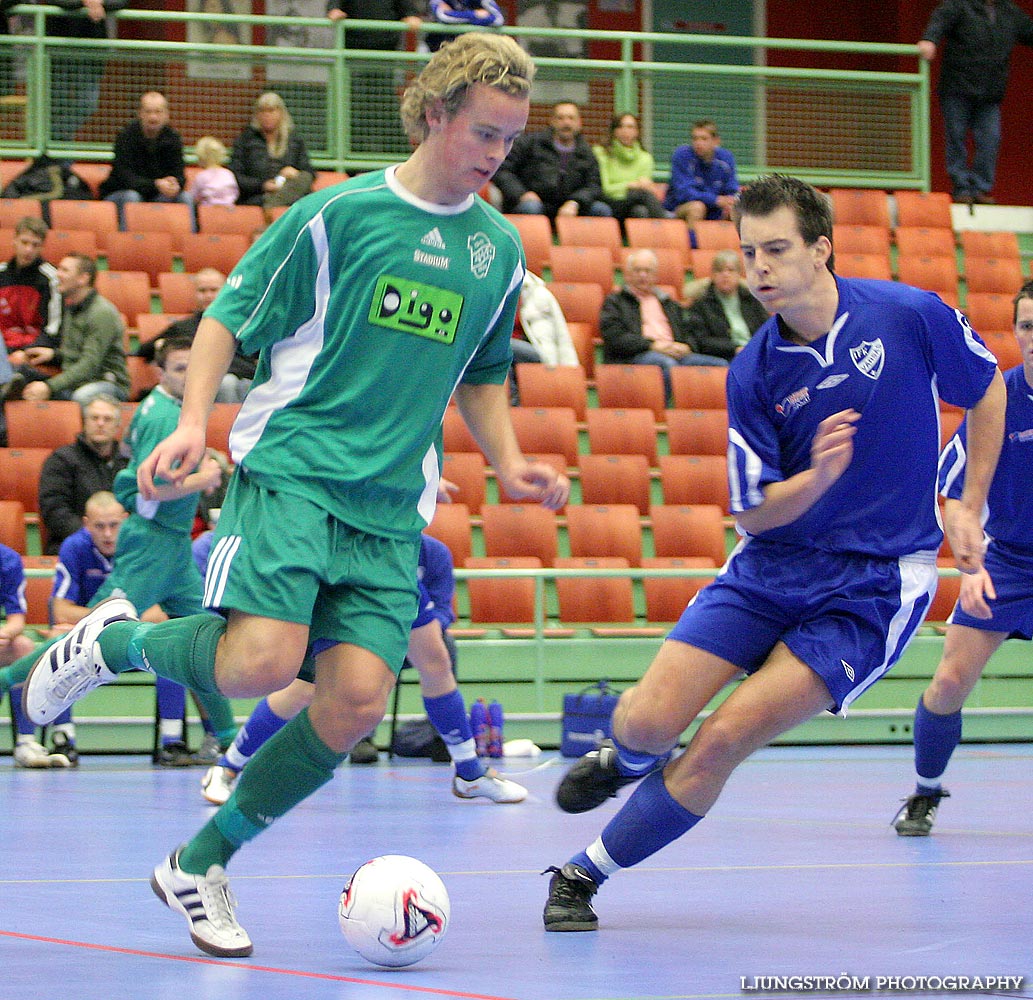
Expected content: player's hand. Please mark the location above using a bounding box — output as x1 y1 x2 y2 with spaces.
810 408 860 491
944 503 986 575
958 565 995 620
497 461 569 510
138 425 207 499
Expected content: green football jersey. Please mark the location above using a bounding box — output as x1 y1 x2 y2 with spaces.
114 385 197 533
207 167 524 540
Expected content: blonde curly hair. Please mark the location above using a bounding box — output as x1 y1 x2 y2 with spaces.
400 32 535 144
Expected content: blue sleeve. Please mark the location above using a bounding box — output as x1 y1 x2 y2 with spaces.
0 545 26 616
419 534 456 628
719 148 739 195
726 355 781 514
925 300 999 409
664 146 694 210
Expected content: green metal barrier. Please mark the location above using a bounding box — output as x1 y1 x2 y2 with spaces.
0 6 929 188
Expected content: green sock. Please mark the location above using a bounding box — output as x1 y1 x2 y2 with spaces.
194 689 237 744
97 615 225 692
180 708 347 874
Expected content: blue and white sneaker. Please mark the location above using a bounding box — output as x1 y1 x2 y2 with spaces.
22 598 138 725
151 848 253 958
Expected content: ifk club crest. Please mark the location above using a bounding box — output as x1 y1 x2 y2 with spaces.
849 338 885 380
467 233 495 278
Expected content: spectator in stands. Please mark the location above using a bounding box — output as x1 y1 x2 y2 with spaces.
134 268 255 403
0 540 57 767
508 270 579 403
600 248 726 402
17 254 130 405
682 249 769 361
493 101 612 221
99 91 190 230
0 218 61 397
326 0 422 155
38 393 129 555
919 1 1033 204
47 0 129 143
663 118 739 234
593 113 665 228
188 136 240 208
230 92 314 210
426 0 504 52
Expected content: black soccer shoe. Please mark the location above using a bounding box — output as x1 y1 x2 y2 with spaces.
542 863 599 931
555 740 641 814
892 788 950 837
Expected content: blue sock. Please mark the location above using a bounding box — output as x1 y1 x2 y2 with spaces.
612 734 669 778
914 696 962 792
156 677 186 744
573 770 703 884
53 708 73 727
9 684 36 736
423 690 483 781
222 697 289 772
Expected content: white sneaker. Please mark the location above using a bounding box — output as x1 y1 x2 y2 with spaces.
452 767 528 804
13 738 70 769
150 849 253 958
22 598 138 725
200 765 238 806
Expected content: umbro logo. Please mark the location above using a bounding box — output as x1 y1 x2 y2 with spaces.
421 228 447 249
841 659 855 682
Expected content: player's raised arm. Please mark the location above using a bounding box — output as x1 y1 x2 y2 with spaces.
137 317 238 499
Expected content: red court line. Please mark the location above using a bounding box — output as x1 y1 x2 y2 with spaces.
0 929 519 1000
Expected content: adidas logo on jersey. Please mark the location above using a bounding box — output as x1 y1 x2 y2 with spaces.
421 228 447 249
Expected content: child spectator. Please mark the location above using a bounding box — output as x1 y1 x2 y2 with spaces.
189 136 239 207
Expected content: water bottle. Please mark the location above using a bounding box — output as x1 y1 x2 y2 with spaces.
487 700 504 758
470 698 489 757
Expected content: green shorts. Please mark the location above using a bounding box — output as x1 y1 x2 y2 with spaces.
203 470 421 674
92 516 205 618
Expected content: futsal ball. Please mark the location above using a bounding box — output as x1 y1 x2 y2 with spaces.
338 855 450 968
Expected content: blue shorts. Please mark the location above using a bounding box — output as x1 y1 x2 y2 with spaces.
668 538 938 715
950 540 1033 640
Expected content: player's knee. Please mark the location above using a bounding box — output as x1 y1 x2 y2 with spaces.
687 712 751 775
925 666 976 714
618 689 683 751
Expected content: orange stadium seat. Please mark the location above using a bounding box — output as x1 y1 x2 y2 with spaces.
566 504 643 566
102 231 176 284
503 214 552 276
554 557 635 624
95 270 151 323
832 224 891 257
555 215 623 264
123 201 193 252
658 454 730 513
577 453 652 514
594 364 666 419
670 366 727 410
894 190 953 230
481 503 558 565
424 502 472 566
649 503 727 563
642 556 716 622
49 198 118 235
180 233 249 275
625 217 691 267
464 556 540 624
513 364 587 421
548 245 616 290
664 408 728 456
197 204 266 238
586 408 658 464
157 272 200 314
5 400 81 449
828 188 891 229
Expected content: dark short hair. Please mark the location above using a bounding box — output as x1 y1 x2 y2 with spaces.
734 174 835 272
1013 280 1033 324
70 253 97 284
156 333 194 368
14 217 48 240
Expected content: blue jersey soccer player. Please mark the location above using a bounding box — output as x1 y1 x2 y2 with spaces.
24 33 566 959
893 280 1033 835
199 531 527 805
542 174 1006 932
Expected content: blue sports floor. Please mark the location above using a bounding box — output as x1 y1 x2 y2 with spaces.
1 745 1031 1000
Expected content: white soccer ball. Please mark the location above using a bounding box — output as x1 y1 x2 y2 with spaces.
338 855 450 968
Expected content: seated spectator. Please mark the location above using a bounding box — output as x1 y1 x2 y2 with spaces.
0 540 45 766
682 250 769 361
518 270 578 366
426 0 504 52
189 135 240 208
492 101 612 221
134 268 255 403
601 248 726 402
99 90 190 230
230 92 314 209
38 393 129 554
16 254 129 405
593 113 665 226
508 271 579 404
0 217 60 398
663 117 739 233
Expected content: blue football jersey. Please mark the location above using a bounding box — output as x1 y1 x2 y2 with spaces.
728 277 998 557
939 364 1033 554
52 527 114 614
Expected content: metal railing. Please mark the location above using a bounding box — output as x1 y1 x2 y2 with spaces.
0 6 929 187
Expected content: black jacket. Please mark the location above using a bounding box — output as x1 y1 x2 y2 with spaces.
325 0 422 49
229 126 313 205
134 311 257 380
600 287 702 364
494 130 604 217
39 434 130 554
99 120 186 199
922 0 1033 102
684 283 769 361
